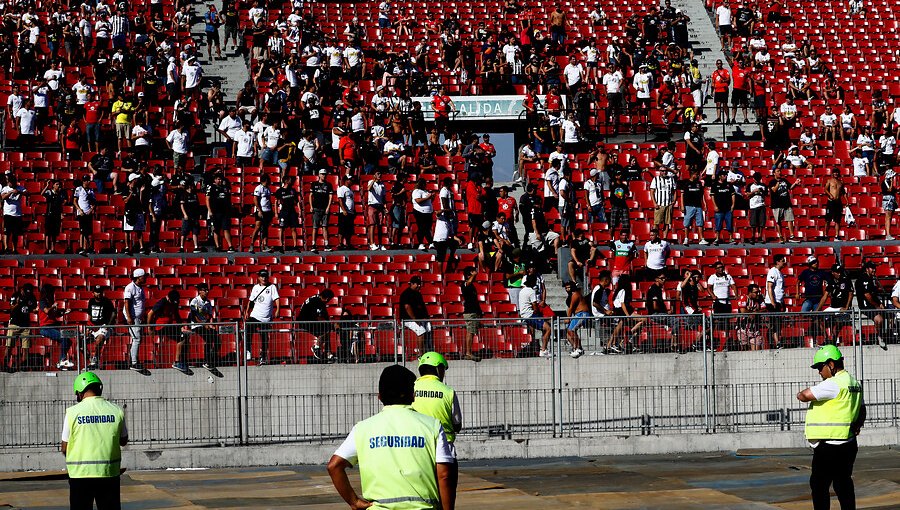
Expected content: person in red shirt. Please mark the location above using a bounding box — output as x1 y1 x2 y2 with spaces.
711 59 731 124
522 89 540 124
545 86 562 142
479 133 497 178
338 131 358 175
83 92 103 152
731 59 751 123
465 174 485 249
496 185 520 248
750 63 768 121
432 85 455 135
63 119 83 161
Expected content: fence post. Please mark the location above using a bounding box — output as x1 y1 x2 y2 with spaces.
238 321 248 445
703 314 713 433
853 309 864 382
394 320 402 365
554 316 564 438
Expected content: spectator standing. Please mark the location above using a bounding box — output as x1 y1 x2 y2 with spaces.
855 261 888 350
389 176 409 249
881 170 898 240
14 101 37 153
1 174 27 254
746 172 767 244
400 276 433 357
86 285 115 370
650 165 677 240
309 169 334 253
124 268 148 371
204 4 223 60
122 175 145 255
641 229 671 281
496 186 519 248
41 179 66 254
520 274 552 358
178 185 203 253
736 284 765 351
765 254 788 348
460 267 483 362
823 168 846 241
245 269 280 365
367 170 388 250
542 159 561 213
249 174 274 253
275 176 303 252
706 261 736 317
567 229 597 284
165 123 190 170
434 178 460 275
711 60 731 123
584 168 607 224
797 256 830 313
73 176 96 255
609 229 637 284
464 174 485 249
679 169 705 245
334 174 356 251
710 171 735 245
38 284 73 370
412 179 434 250
605 275 641 355
189 283 219 370
563 281 587 358
2 284 37 372
769 166 801 243
608 173 631 233
206 174 235 252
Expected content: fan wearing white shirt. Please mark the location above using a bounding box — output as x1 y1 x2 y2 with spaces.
764 254 787 348
602 65 625 133
632 64 653 127
165 125 189 169
563 57 584 98
249 174 274 253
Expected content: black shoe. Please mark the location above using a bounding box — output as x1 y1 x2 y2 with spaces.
257 357 268 366
129 362 144 371
311 345 322 360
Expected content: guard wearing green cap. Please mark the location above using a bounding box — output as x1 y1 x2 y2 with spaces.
796 345 866 510
413 352 462 498
62 372 128 510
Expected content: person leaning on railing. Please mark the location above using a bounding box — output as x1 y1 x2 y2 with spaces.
188 283 220 371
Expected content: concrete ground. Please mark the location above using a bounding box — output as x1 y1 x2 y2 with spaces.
1 447 898 509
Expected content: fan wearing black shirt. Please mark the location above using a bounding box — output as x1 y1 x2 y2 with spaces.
309 170 334 253
567 230 598 284
711 172 735 245
299 289 336 362
206 174 235 252
460 267 483 362
275 176 302 252
86 285 116 369
3 283 37 372
819 264 854 345
179 185 203 253
855 261 888 350
769 166 800 243
679 169 705 245
399 276 433 356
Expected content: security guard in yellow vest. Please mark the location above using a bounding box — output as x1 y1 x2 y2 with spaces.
796 345 866 510
61 371 128 510
328 365 456 510
412 352 462 495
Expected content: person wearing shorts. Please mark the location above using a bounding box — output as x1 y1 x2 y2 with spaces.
654 204 674 228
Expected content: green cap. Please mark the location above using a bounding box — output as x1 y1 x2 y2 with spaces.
811 345 843 368
73 371 102 394
418 352 448 369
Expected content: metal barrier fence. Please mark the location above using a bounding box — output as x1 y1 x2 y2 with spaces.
2 312 899 448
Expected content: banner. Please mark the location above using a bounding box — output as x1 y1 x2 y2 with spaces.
412 95 532 121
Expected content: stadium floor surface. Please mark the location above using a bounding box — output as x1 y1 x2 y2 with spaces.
1 447 898 509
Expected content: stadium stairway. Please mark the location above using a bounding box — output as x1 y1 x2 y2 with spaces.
675 0 757 140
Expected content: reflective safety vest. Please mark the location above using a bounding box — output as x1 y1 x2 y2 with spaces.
804 370 862 441
354 405 442 510
64 396 125 478
412 375 457 443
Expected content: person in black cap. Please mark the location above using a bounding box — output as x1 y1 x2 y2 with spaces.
399 276 433 357
245 269 280 365
189 283 220 370
86 285 116 370
855 261 888 350
298 288 336 362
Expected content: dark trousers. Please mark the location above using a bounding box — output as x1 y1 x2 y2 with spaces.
245 318 269 358
810 440 857 510
69 476 121 510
